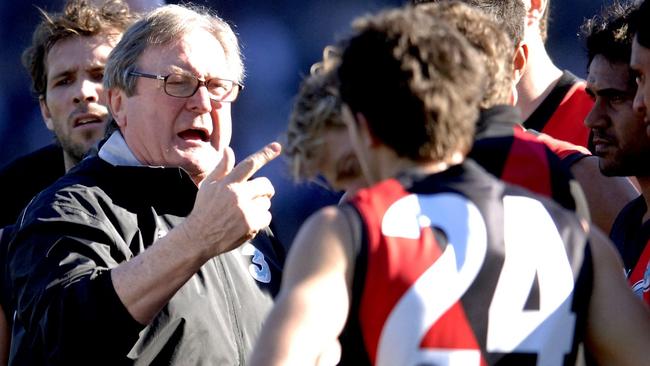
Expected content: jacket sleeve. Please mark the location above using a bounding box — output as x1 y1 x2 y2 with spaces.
8 201 144 364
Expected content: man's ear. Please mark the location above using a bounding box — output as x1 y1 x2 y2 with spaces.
108 88 127 128
526 0 548 24
529 0 548 15
39 95 54 131
513 42 528 85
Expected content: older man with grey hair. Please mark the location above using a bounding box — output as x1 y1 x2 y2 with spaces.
7 4 284 365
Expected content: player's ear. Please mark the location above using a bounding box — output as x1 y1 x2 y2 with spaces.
513 42 528 85
526 0 548 26
108 88 127 128
529 0 548 17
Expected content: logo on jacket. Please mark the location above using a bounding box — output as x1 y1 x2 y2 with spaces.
631 263 650 299
242 243 271 283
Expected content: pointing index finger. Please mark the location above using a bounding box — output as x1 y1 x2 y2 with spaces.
224 142 282 183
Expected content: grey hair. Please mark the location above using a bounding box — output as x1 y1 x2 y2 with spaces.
104 3 244 96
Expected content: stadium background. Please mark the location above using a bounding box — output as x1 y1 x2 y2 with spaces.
0 0 612 246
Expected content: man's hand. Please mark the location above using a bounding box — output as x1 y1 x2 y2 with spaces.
183 142 282 260
111 142 282 325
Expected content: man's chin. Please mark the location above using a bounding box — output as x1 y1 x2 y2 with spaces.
61 140 93 161
177 152 218 177
599 162 630 177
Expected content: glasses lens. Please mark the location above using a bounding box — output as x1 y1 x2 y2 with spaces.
206 79 238 102
165 74 197 97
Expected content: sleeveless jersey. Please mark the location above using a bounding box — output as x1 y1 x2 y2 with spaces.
523 71 593 149
340 161 592 366
628 241 650 305
470 105 579 213
609 195 650 304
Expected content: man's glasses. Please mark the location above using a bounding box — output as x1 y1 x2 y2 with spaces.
129 71 243 102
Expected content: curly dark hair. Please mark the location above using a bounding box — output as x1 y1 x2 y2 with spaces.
338 6 486 162
417 1 513 108
411 0 525 48
636 0 650 49
582 1 638 68
22 0 138 97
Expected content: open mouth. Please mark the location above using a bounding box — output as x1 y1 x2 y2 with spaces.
591 132 613 147
592 139 609 147
591 137 614 155
178 128 210 142
74 117 104 127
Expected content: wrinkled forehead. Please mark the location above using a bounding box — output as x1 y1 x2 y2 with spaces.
587 55 635 91
137 29 231 77
46 34 117 73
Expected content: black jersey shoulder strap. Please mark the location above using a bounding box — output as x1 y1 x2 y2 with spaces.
523 71 579 132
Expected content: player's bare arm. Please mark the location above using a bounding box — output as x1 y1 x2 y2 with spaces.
569 156 638 234
249 205 359 366
585 225 650 365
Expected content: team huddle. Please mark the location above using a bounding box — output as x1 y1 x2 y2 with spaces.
0 0 649 365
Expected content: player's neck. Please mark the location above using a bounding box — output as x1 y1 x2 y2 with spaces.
377 150 465 183
516 42 563 121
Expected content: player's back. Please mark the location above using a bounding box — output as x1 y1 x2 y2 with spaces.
523 71 593 149
340 160 591 366
470 105 579 213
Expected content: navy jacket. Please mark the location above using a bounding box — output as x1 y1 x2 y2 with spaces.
7 156 284 365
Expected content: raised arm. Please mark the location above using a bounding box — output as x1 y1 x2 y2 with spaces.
8 143 280 363
112 143 280 324
249 205 358 366
534 132 638 234
569 156 638 234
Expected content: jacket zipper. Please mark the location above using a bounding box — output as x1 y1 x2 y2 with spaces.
216 256 246 365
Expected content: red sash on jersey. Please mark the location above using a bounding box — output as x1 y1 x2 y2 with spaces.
541 82 592 148
534 130 591 160
502 127 552 198
348 167 589 365
352 179 485 365
628 239 650 305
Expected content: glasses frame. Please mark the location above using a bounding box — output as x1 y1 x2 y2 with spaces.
129 70 244 102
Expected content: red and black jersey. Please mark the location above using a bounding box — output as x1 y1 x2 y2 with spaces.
629 242 650 305
523 71 593 149
470 105 581 213
609 195 650 305
339 161 592 366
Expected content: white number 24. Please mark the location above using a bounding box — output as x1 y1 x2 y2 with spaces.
375 193 576 366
